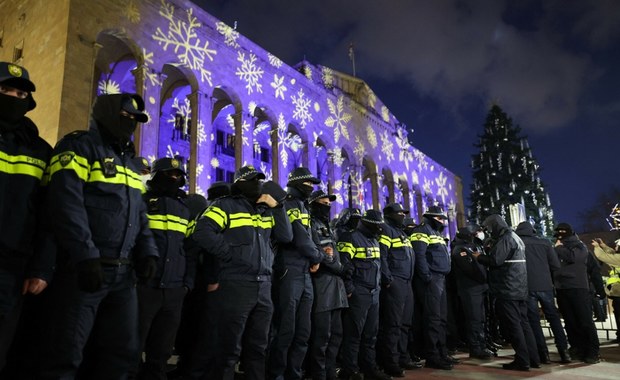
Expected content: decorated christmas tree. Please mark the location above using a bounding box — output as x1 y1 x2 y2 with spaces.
469 105 555 236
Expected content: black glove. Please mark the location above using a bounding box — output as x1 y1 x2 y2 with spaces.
76 258 104 292
136 257 158 281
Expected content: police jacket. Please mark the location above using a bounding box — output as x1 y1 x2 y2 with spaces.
450 237 488 296
553 235 590 290
191 194 293 282
410 218 451 281
0 117 54 279
515 222 560 292
477 215 527 300
379 220 414 283
274 188 329 274
337 225 381 294
310 215 348 312
46 123 157 266
144 191 195 289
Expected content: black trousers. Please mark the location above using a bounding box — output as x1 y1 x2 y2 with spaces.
414 273 447 362
184 288 220 380
495 298 539 367
136 285 187 380
214 280 273 380
340 287 380 375
41 266 139 380
308 308 343 380
377 277 413 368
556 288 600 358
459 291 486 352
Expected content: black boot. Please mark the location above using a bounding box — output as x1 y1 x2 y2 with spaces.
559 348 572 364
539 350 551 364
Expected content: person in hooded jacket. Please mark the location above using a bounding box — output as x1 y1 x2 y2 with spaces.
410 206 454 370
41 93 159 379
268 167 333 380
337 210 391 380
0 61 54 374
552 223 600 364
332 207 362 243
136 157 194 380
377 203 418 377
191 165 292 380
472 214 539 371
307 190 348 380
515 221 570 364
450 224 492 360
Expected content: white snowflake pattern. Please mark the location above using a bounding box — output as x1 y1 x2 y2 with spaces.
271 74 287 100
411 171 419 185
331 149 345 167
153 1 217 85
423 178 432 195
142 48 162 87
98 79 120 94
325 95 351 143
291 88 313 128
303 66 312 81
381 106 390 122
216 21 239 48
276 113 289 168
435 171 448 204
196 119 207 145
148 154 157 165
235 51 264 94
268 53 283 68
414 149 429 171
322 67 334 89
259 162 273 181
395 127 414 170
366 125 377 149
380 131 394 162
210 157 219 168
353 136 365 159
167 97 191 126
166 145 181 159
123 0 140 23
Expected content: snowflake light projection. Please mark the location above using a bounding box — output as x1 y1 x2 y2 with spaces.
607 204 620 230
291 88 313 128
366 125 378 149
142 48 162 87
216 21 240 48
271 74 287 100
123 0 140 23
325 95 351 143
395 127 414 170
380 131 395 163
435 171 449 205
153 0 217 85
268 53 283 68
381 106 390 122
235 51 264 94
322 66 334 89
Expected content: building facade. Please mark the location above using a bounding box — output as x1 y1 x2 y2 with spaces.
1 0 464 231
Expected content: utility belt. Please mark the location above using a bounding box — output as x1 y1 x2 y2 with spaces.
99 257 133 267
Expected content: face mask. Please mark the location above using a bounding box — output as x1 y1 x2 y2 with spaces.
361 221 383 238
234 180 262 202
0 92 30 125
148 172 183 196
387 213 405 227
114 116 138 141
475 231 485 242
311 203 331 222
141 174 151 189
428 217 445 233
293 183 314 199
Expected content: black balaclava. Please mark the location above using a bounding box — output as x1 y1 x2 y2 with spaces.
310 202 331 223
290 181 313 199
148 171 184 197
360 220 383 238
232 179 263 203
92 94 138 143
0 92 30 131
426 216 445 233
385 212 405 228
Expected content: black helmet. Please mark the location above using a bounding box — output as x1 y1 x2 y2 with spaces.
151 157 186 186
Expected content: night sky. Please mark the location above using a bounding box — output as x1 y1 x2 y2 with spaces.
195 0 620 232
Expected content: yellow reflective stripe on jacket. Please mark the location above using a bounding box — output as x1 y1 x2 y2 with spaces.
229 212 275 229
287 208 310 227
0 151 47 179
607 267 620 285
337 241 380 259
48 151 90 182
90 161 143 192
186 219 197 237
410 232 430 244
379 234 392 248
391 237 412 248
147 214 189 234
203 206 228 229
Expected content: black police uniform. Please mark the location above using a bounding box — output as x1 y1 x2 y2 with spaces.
137 159 194 379
377 218 415 373
269 185 331 380
337 216 385 378
0 63 53 372
450 228 489 357
307 193 348 380
191 184 293 380
42 94 158 379
410 217 452 367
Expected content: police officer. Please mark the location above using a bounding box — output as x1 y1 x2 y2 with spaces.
338 210 391 380
332 208 362 242
592 237 620 343
450 225 492 360
377 203 417 377
307 190 348 380
137 157 193 379
269 167 333 380
0 62 53 372
42 93 159 379
191 165 293 380
410 206 453 370
553 223 600 364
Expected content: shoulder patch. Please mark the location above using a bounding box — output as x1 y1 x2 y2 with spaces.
59 152 75 167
